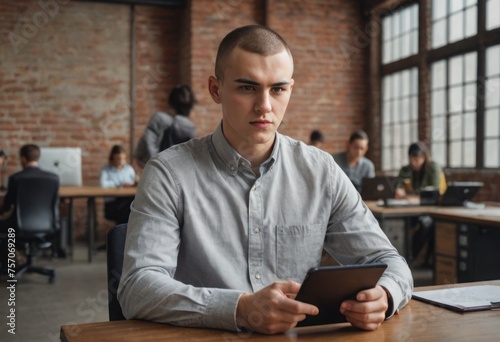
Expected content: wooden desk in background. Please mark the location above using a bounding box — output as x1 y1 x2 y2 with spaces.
365 201 500 285
60 280 500 342
59 186 136 263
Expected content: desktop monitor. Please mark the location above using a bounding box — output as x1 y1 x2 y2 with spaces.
440 181 483 206
39 147 82 186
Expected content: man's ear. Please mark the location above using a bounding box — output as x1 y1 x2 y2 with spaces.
208 76 221 103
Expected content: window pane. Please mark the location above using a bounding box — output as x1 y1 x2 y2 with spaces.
485 139 500 167
392 73 400 98
433 0 447 20
383 39 392 64
432 89 446 115
449 114 463 140
383 16 392 41
450 0 465 13
485 77 500 108
466 0 477 6
463 140 476 167
464 112 476 139
486 0 500 30
449 85 464 112
486 45 500 77
410 95 418 121
411 30 418 55
450 141 463 167
401 32 411 57
432 115 447 141
449 11 464 43
411 5 419 29
449 55 464 85
402 7 412 33
431 60 446 89
401 97 410 121
410 68 418 94
401 70 410 96
485 108 500 137
383 76 391 101
433 142 446 166
432 19 447 48
464 84 477 110
465 6 477 37
464 52 477 82
393 11 401 36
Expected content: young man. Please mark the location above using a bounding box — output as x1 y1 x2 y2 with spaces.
118 25 412 335
333 130 375 193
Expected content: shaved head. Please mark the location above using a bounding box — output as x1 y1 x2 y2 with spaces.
215 25 293 80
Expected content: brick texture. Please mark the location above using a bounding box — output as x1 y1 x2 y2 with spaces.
2 0 495 240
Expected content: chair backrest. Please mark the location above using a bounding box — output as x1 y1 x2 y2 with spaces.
16 175 60 234
107 223 127 321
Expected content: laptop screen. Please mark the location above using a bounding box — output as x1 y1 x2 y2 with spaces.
440 181 483 206
361 176 398 201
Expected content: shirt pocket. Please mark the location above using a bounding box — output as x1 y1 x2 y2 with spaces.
276 223 325 282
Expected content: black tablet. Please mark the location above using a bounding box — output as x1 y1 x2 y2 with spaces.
295 263 388 327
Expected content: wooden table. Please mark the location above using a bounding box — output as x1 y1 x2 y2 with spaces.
59 186 136 262
60 280 500 341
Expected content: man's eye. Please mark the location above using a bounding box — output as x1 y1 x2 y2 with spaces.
241 85 255 91
271 87 284 93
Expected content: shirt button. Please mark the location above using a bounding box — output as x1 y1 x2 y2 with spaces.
254 227 261 233
241 162 246 167
230 166 235 171
255 273 261 279
253 186 257 191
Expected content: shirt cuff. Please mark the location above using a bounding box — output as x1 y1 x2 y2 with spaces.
378 277 403 318
204 288 245 331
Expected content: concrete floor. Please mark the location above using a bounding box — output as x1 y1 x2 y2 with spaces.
0 242 109 342
0 241 433 342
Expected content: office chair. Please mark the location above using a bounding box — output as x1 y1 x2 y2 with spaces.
107 223 127 321
15 176 60 283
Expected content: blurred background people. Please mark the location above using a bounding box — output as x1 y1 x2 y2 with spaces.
308 129 325 149
100 145 136 225
333 130 375 193
135 85 197 168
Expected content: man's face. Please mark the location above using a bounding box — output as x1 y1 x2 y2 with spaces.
347 139 369 161
208 47 294 153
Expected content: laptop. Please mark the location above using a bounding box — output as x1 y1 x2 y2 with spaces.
361 176 398 201
440 181 483 206
39 147 83 186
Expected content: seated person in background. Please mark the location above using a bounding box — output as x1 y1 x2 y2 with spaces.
394 141 444 199
308 129 325 149
118 24 412 335
135 85 197 168
395 141 444 268
0 149 7 190
0 144 60 270
333 130 375 193
100 145 136 225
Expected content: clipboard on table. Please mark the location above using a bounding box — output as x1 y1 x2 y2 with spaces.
412 285 500 312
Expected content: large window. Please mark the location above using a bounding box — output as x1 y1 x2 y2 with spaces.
485 44 500 167
381 4 419 172
432 0 478 49
380 0 500 171
382 69 419 171
382 4 419 64
431 52 477 167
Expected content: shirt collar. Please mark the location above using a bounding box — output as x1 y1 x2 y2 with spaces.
211 121 278 176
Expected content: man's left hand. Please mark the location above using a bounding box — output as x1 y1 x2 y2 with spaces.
339 285 388 330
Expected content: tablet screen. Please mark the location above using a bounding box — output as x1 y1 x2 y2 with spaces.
295 263 388 327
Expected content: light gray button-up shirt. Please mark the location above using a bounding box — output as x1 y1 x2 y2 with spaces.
118 123 413 331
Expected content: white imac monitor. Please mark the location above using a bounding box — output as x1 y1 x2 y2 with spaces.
39 147 83 186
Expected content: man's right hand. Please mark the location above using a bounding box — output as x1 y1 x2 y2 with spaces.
236 280 318 334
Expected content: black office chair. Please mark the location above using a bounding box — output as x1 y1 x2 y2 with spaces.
15 176 60 283
107 223 127 321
